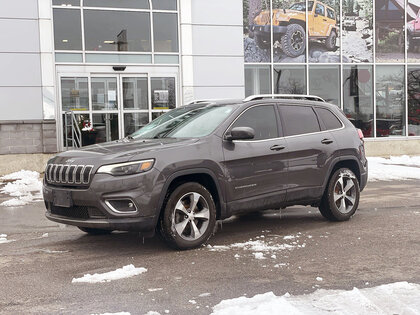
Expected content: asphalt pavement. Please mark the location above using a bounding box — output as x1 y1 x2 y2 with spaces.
0 180 419 314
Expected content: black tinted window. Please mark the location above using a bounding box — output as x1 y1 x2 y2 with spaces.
315 3 325 15
315 107 342 130
280 105 320 136
232 105 279 140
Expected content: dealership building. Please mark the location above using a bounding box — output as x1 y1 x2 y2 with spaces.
0 0 420 163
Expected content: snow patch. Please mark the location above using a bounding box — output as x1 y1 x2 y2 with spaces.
316 277 323 282
253 252 266 260
211 282 420 315
0 170 42 207
92 313 130 315
199 293 211 297
72 264 147 283
368 156 420 181
0 234 14 244
147 288 163 292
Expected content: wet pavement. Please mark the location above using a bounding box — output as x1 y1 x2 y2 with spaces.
0 180 419 314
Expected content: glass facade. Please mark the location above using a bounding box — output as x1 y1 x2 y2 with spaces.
243 0 420 138
53 1 180 148
52 1 179 64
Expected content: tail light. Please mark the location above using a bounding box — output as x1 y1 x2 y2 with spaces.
357 128 366 158
357 129 364 143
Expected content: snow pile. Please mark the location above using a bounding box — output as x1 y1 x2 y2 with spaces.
368 155 420 181
211 282 420 315
92 313 131 315
0 234 14 244
72 264 147 284
0 170 43 207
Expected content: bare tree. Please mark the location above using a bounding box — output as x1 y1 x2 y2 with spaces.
248 0 262 26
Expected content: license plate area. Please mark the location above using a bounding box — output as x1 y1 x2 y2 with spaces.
52 190 73 208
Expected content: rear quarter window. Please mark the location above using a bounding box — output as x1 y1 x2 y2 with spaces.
314 107 343 130
279 105 321 136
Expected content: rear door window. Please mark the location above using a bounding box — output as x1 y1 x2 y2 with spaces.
231 105 279 140
314 107 342 130
279 105 321 136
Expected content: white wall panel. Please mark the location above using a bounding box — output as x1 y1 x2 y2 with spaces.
0 87 43 120
0 19 40 52
0 0 38 19
191 0 243 26
0 54 41 87
192 25 243 56
192 56 244 87
193 86 245 99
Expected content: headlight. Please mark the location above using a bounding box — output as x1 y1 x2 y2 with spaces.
97 159 154 176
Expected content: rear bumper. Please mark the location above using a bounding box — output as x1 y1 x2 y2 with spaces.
360 160 368 191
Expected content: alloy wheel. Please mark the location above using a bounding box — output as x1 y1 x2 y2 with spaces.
171 192 210 241
291 30 304 51
333 173 356 214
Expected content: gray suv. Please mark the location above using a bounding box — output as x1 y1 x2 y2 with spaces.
43 95 368 250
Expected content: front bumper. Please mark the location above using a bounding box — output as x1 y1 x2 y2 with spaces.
43 168 164 232
250 24 287 35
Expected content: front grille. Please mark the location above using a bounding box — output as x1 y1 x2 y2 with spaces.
50 205 90 219
45 164 93 185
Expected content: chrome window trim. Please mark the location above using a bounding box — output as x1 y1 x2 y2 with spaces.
105 199 139 215
224 103 345 144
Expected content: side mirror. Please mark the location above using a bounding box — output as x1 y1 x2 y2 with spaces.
314 13 318 17
225 127 255 141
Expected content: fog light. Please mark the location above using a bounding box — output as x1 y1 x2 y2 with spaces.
105 199 138 214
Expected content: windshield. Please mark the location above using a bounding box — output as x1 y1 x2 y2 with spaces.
289 1 313 11
130 105 235 139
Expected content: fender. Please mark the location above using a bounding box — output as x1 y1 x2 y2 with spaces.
156 168 228 220
321 155 362 192
326 25 338 37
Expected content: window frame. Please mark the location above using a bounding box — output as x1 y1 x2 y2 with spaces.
224 104 282 142
313 106 344 131
278 104 323 137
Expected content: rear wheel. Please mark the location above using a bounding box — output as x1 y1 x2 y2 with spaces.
158 182 217 250
319 168 360 221
78 227 113 235
281 23 306 57
325 31 337 50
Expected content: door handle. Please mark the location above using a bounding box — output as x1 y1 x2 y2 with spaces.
270 144 286 151
323 18 327 21
321 138 334 144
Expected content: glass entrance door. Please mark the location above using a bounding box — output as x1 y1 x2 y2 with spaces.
59 72 177 148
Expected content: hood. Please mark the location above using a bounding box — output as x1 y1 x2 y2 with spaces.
49 138 199 166
273 9 305 21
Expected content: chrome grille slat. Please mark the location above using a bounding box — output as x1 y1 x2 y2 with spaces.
45 164 94 186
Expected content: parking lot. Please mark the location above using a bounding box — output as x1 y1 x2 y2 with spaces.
1 180 420 314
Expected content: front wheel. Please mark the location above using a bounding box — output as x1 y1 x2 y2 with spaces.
325 31 337 50
319 168 360 221
158 182 217 250
281 23 306 57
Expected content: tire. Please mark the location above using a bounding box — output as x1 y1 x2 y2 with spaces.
325 31 337 50
318 168 360 221
254 34 271 50
158 182 217 250
281 23 306 57
78 227 113 235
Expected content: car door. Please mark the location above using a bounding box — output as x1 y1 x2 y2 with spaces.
222 104 289 213
278 104 338 202
313 3 328 36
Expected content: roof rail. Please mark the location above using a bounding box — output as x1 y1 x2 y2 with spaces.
243 94 326 103
187 100 213 105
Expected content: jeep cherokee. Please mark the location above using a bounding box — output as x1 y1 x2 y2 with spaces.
43 95 368 250
250 0 338 57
